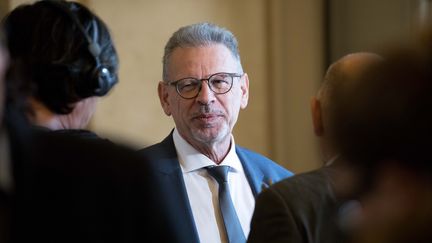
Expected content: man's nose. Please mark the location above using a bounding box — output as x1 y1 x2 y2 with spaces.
196 80 215 105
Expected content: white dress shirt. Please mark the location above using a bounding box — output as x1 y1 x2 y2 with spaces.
173 128 255 243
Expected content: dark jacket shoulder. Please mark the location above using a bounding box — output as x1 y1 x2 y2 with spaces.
249 167 345 243
138 133 176 159
236 145 293 178
269 167 336 202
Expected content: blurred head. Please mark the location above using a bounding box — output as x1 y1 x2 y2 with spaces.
311 53 382 159
339 44 432 243
334 47 432 174
158 23 249 149
2 0 118 128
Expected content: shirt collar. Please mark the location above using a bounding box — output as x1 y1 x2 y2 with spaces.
173 128 242 173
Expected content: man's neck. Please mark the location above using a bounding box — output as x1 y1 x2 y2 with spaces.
27 98 60 130
28 98 76 130
185 135 232 165
320 140 340 165
28 109 65 130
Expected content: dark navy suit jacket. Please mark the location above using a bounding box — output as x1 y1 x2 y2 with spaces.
139 133 293 243
4 106 154 242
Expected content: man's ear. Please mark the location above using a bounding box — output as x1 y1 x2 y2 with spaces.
240 73 249 109
158 81 172 116
311 97 324 137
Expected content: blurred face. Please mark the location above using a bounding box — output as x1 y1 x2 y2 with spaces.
352 165 432 243
158 44 249 146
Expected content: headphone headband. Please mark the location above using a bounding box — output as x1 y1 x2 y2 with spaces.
40 0 117 97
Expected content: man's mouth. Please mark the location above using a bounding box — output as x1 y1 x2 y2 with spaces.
193 113 223 122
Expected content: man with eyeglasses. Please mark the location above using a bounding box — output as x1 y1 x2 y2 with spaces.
139 22 292 243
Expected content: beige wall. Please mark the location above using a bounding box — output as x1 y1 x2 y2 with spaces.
329 0 414 62
268 0 323 172
0 1 9 18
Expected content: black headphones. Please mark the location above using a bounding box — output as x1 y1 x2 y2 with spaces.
40 0 118 97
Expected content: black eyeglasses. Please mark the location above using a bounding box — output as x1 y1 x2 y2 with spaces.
166 72 243 99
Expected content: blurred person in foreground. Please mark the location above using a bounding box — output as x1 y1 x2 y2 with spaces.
0 27 11 243
3 0 118 137
1 1 153 242
330 35 432 243
247 53 382 243
139 22 292 243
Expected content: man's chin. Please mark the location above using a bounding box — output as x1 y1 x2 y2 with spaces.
192 128 229 144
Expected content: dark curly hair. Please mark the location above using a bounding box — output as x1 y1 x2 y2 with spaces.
2 0 118 114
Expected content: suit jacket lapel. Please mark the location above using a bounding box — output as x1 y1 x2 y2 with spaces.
150 133 200 242
236 147 265 197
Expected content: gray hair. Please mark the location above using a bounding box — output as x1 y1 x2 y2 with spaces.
162 22 243 81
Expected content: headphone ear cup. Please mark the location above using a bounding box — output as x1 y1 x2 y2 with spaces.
73 64 100 98
92 65 117 96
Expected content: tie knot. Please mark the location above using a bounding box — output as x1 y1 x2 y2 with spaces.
206 165 230 184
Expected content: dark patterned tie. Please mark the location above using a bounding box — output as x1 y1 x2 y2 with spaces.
207 165 245 243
